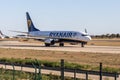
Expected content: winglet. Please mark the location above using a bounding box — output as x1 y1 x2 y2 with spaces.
85 28 87 33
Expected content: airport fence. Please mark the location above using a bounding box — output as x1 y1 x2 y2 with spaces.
0 59 119 80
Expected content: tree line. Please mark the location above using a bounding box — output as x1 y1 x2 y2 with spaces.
91 33 120 38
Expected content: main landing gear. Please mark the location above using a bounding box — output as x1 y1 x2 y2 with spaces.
45 43 50 47
81 43 85 47
59 43 64 47
45 43 64 47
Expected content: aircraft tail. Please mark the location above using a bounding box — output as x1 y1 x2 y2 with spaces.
0 30 3 35
0 30 5 39
26 12 40 32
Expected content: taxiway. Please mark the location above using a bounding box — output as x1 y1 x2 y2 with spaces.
0 41 120 54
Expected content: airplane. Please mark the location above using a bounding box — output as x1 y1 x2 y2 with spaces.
15 12 91 47
0 30 10 39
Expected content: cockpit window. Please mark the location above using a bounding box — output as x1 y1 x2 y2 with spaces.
82 34 88 36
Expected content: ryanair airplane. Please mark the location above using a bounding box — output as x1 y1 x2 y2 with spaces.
21 12 91 47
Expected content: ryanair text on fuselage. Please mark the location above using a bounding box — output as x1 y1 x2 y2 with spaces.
49 32 77 38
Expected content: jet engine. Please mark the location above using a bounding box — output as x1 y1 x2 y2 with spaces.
44 38 55 46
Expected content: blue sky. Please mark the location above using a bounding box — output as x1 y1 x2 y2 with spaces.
0 0 120 36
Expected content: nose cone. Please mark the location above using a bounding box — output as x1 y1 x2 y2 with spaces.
88 36 92 40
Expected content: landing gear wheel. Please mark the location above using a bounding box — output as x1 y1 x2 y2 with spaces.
81 43 84 47
59 43 64 47
45 43 50 47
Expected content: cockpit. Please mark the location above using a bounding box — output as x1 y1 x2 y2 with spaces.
81 33 88 36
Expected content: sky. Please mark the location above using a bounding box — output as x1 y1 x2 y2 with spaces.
0 0 120 36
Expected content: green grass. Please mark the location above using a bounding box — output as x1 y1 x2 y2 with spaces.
0 58 120 73
0 68 32 80
0 68 84 80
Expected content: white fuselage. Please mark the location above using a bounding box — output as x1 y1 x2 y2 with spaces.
29 31 91 42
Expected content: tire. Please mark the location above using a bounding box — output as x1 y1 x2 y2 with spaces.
81 43 84 47
45 43 50 47
59 43 64 47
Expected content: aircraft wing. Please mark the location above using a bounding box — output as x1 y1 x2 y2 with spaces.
10 30 28 34
15 35 45 42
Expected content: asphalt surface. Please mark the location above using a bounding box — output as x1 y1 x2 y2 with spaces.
0 41 120 54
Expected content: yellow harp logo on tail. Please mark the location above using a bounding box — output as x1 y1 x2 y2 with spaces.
27 20 31 27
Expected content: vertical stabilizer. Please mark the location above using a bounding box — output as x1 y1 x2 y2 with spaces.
26 12 40 32
0 30 5 39
0 30 3 35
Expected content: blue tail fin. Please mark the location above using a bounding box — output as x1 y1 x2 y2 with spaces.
26 12 40 32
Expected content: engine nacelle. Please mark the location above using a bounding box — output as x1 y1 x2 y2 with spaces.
44 38 55 45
